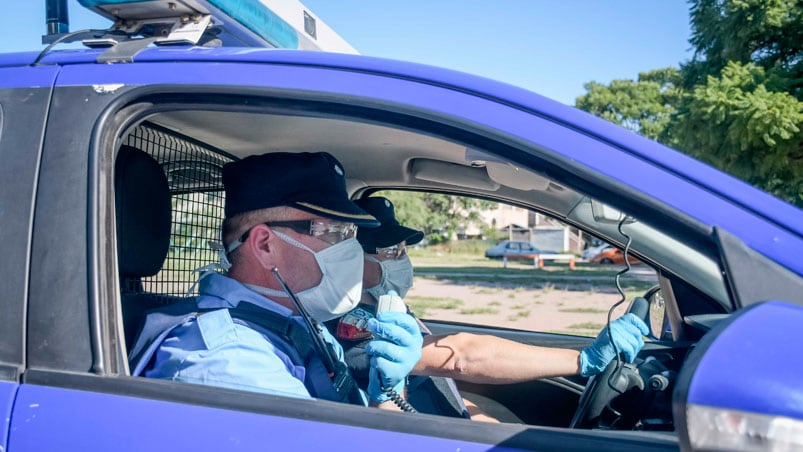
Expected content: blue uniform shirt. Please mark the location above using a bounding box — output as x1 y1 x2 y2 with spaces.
145 273 352 401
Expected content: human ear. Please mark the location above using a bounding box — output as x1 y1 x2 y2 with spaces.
245 224 276 268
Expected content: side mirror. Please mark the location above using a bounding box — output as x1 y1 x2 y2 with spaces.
628 288 667 341
644 286 667 341
675 301 803 451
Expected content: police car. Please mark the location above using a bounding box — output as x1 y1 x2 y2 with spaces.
2 1 802 451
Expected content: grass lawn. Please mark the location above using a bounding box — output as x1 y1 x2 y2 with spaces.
405 243 657 336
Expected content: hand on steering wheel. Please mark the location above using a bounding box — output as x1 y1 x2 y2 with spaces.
570 296 652 429
580 313 649 377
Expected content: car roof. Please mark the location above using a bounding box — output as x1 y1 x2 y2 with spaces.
3 45 801 279
9 45 799 232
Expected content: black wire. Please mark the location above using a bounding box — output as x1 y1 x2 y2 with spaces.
33 29 110 66
272 267 339 374
605 215 634 394
382 384 417 413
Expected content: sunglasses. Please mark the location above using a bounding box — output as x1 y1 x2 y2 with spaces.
265 219 357 245
373 242 407 260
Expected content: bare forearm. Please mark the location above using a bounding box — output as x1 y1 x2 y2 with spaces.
414 333 581 384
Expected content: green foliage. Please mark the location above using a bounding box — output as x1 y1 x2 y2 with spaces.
567 322 606 331
575 0 803 206
460 307 499 315
559 307 607 314
380 191 430 232
684 0 802 95
170 192 224 253
508 310 531 320
380 190 498 238
670 62 803 203
426 238 493 254
482 224 502 242
404 295 463 317
576 68 683 139
426 232 449 245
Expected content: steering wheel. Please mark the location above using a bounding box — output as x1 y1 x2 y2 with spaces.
569 295 652 429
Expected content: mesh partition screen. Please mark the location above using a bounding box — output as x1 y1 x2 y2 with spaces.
124 123 234 295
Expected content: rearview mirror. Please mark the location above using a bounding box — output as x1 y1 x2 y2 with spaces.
590 200 637 224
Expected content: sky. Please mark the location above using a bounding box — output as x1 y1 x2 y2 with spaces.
1 1 694 105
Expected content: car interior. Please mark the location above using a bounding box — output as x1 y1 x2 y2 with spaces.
110 95 735 432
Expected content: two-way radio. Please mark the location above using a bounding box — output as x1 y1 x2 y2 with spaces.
375 291 417 413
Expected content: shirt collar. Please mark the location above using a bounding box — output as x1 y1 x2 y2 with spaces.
196 272 293 317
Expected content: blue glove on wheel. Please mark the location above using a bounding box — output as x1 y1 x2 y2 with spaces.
365 311 423 403
580 313 649 377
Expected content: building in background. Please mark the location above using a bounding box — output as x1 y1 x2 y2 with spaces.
459 204 585 253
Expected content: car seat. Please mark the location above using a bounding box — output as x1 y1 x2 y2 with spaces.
115 144 182 349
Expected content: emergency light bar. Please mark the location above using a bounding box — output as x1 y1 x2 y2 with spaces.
76 0 358 53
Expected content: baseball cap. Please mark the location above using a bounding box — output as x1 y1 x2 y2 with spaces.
355 196 424 252
223 152 379 227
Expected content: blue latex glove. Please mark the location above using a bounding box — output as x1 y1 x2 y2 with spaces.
580 313 649 377
364 311 423 403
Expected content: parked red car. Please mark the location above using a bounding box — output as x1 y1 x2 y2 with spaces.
588 246 641 265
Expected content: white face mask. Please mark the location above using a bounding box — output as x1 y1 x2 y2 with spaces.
365 254 414 299
245 231 364 322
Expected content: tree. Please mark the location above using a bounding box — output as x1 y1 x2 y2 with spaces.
380 191 496 240
575 68 682 140
683 0 802 97
669 61 803 204
675 0 803 205
380 191 431 232
575 0 803 206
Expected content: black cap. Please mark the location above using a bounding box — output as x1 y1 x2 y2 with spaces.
355 197 424 253
223 152 379 227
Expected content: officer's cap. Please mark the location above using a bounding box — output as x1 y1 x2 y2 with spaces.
355 197 424 253
223 152 379 227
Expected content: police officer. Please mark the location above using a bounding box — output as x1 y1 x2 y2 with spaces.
138 153 422 409
328 196 649 420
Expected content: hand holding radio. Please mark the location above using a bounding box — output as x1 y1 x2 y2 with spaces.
365 291 423 402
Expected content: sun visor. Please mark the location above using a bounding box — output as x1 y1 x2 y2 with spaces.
411 159 499 191
465 148 551 191
485 162 551 191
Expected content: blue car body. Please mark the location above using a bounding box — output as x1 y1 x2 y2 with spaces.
1 13 801 451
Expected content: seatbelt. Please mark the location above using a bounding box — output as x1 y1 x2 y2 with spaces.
128 299 363 405
269 268 364 405
226 302 362 404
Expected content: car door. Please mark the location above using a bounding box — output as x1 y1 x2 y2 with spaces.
0 61 59 451
8 51 689 451
505 241 519 256
8 63 516 452
13 45 802 450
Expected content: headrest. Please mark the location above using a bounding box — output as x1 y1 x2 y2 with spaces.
115 145 172 278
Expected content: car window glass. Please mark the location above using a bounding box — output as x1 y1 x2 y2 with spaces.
376 190 657 337
118 106 724 343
